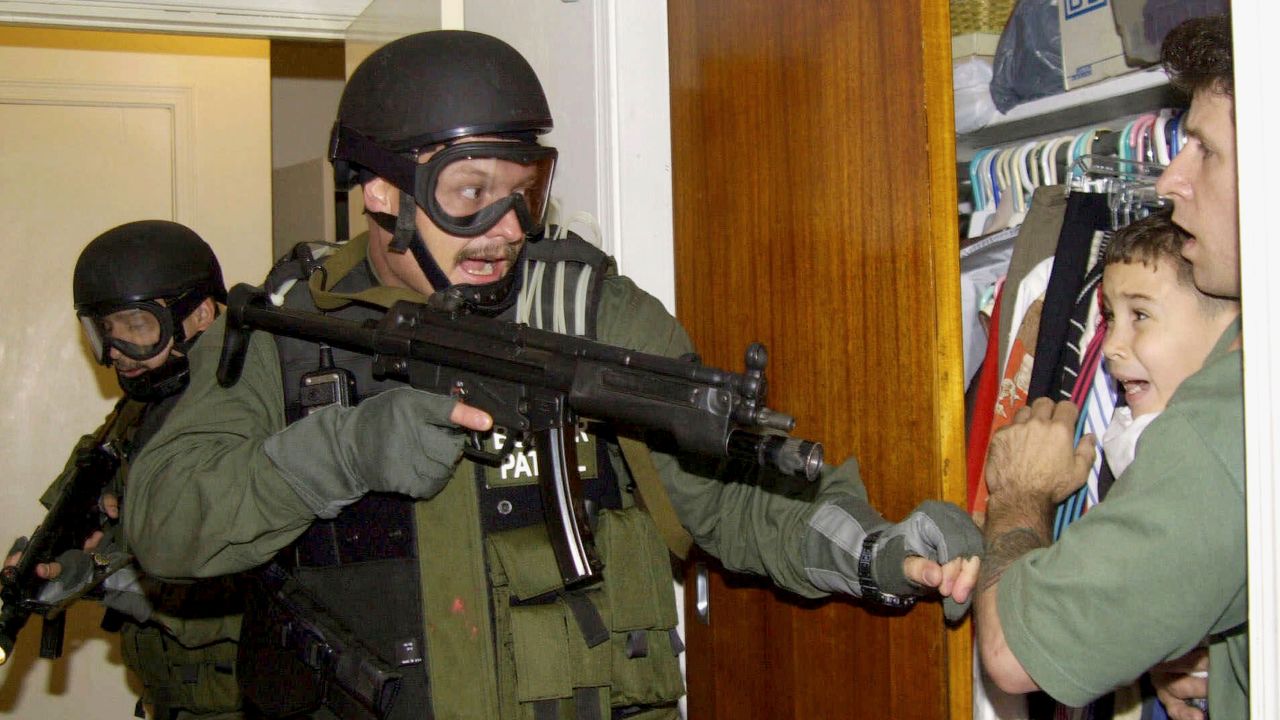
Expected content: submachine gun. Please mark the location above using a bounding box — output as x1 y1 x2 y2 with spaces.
0 402 133 665
217 282 824 588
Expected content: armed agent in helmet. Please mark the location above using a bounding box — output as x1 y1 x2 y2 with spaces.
125 31 983 719
6 220 243 719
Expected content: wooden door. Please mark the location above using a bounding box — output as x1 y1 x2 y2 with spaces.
668 2 967 718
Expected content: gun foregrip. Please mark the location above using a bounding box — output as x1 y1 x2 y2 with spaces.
727 431 824 482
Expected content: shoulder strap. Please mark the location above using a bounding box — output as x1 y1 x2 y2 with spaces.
518 228 610 338
616 437 694 561
521 229 694 559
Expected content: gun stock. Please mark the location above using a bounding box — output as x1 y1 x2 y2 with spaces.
218 284 823 586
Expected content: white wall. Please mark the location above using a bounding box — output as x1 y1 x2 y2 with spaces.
272 76 343 169
464 0 601 243
1232 3 1279 718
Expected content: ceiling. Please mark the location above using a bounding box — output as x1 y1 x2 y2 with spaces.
0 0 374 40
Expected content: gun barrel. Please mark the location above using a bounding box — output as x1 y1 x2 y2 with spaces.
0 600 29 665
727 431 824 482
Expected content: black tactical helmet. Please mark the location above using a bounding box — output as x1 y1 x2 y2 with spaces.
74 220 226 315
328 30 554 306
334 30 552 155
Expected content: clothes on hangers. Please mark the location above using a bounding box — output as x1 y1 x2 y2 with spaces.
961 225 1020 388
999 186 1069 377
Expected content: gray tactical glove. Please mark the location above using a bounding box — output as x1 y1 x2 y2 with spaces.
32 534 150 623
264 386 467 518
804 498 983 622
34 549 95 605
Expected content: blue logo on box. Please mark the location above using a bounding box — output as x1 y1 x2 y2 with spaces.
1064 0 1108 20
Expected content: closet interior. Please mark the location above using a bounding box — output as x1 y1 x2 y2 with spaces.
666 1 1220 717
954 4 1217 719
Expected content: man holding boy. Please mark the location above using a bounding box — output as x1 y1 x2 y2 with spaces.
975 14 1246 720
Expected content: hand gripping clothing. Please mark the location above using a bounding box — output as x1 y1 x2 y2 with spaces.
997 321 1247 717
127 232 956 719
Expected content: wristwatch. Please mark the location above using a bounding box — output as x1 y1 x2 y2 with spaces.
857 530 918 609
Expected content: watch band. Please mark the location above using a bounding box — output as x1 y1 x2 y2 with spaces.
857 529 917 609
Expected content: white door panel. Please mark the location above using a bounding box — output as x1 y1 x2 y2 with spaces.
0 28 270 719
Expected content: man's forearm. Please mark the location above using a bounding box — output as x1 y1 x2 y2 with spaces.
974 492 1055 694
978 493 1054 592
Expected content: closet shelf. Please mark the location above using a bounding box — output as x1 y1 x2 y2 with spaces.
957 67 1176 157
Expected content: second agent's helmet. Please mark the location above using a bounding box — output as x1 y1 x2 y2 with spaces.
74 220 225 371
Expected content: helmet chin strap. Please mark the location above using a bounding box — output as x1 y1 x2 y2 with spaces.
118 355 190 403
377 190 525 316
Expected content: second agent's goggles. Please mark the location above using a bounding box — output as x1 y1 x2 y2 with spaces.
331 125 557 237
78 294 195 366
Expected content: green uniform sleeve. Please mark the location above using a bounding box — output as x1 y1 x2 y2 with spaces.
125 314 316 581
997 348 1247 708
596 273 865 598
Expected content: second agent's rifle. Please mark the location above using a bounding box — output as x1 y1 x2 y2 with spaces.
217 283 823 588
0 401 133 665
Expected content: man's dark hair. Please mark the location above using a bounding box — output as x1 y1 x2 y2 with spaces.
1162 14 1234 98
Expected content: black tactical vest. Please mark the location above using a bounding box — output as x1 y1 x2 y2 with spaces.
239 232 671 720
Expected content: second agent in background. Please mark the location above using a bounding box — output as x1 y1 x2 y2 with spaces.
6 220 243 718
125 31 982 719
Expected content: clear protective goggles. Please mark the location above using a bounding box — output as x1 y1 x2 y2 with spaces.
419 141 557 237
78 300 178 366
331 126 558 237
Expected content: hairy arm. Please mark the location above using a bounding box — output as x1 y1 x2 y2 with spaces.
974 398 1094 693
975 502 1052 693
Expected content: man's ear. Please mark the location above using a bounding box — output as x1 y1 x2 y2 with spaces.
184 297 218 336
362 177 398 215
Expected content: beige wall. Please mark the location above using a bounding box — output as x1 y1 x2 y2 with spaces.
0 26 271 719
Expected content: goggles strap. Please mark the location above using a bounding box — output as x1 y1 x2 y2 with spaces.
394 189 455 292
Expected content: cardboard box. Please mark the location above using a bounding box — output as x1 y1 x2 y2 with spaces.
1058 0 1131 89
952 32 1001 60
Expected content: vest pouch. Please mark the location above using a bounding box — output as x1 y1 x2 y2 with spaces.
596 509 678 631
489 525 612 713
487 523 567 599
121 621 241 715
509 602 572 702
504 595 614 714
595 508 684 707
